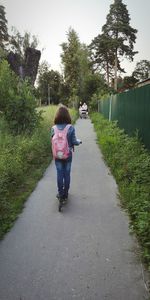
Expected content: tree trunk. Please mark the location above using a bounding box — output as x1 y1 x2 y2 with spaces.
114 50 117 91
106 62 110 86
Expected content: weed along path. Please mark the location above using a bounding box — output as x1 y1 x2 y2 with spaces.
0 118 149 300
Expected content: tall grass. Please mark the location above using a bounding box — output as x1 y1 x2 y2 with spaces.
91 112 150 269
0 105 78 238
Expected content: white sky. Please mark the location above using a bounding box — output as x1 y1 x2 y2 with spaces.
1 0 150 76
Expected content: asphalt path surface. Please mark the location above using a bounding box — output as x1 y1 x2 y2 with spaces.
0 118 149 300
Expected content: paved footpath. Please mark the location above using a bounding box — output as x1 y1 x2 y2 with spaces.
0 118 149 300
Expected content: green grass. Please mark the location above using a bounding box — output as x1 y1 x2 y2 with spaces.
91 112 150 270
0 105 77 239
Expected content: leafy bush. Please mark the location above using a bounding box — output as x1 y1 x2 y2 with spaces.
0 60 41 135
89 91 111 112
0 60 18 112
89 93 99 111
91 112 150 268
4 81 41 134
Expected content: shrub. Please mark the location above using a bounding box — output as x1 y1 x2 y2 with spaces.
0 60 41 135
0 60 18 112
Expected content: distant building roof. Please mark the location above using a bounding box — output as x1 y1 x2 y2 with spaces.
135 77 150 88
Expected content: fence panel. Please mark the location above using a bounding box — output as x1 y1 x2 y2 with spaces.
99 98 110 119
99 84 150 149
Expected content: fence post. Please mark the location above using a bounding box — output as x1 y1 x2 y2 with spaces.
97 100 100 112
109 94 112 121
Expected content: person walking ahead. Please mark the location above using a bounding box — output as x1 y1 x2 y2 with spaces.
51 106 82 201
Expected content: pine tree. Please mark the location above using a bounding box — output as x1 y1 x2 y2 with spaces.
90 33 116 86
0 5 9 50
102 0 138 90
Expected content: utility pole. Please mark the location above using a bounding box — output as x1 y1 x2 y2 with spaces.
48 84 51 105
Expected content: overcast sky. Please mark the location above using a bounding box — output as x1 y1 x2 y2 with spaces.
1 0 150 76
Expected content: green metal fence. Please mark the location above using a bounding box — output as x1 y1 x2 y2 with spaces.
98 84 150 149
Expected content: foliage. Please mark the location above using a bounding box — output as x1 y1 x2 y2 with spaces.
37 62 62 105
132 60 150 81
0 105 77 238
0 5 9 50
60 27 109 106
119 75 138 91
91 112 150 268
90 0 138 90
9 27 39 62
89 84 111 112
89 93 99 112
102 0 138 59
60 27 98 105
61 28 82 99
0 60 41 134
6 27 41 85
77 43 93 101
114 75 138 92
5 81 41 134
89 33 115 85
0 108 52 238
0 60 17 111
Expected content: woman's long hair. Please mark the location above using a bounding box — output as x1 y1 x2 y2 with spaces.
54 106 72 124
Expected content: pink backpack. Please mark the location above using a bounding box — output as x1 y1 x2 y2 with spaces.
52 124 71 159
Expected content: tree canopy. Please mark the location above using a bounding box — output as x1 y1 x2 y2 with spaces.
9 27 39 62
60 27 107 105
37 61 62 105
60 28 81 99
90 0 138 90
0 5 8 50
132 60 150 81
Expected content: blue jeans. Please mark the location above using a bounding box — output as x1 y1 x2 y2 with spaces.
55 159 72 198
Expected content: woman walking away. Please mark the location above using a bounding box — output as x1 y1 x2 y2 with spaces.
51 106 82 204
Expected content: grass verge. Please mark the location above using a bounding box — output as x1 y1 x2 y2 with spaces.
0 105 78 239
91 112 150 271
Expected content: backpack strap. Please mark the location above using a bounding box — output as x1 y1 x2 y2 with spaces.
53 124 71 134
64 124 71 133
53 125 58 134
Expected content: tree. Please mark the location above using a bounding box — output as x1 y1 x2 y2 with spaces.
90 33 116 86
60 28 81 100
8 28 41 85
102 0 138 90
77 43 93 101
60 27 109 106
0 5 9 53
37 61 62 105
61 27 98 105
116 75 138 92
132 60 150 81
9 27 39 62
38 60 50 76
84 72 108 103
